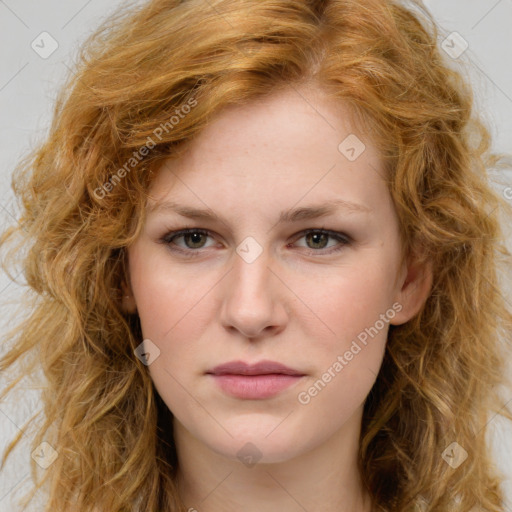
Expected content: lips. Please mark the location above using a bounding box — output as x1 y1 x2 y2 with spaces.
206 360 304 376
206 360 305 400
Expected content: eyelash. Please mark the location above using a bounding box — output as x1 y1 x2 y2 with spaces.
158 228 352 258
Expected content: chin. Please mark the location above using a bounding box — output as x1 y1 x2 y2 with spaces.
203 423 315 466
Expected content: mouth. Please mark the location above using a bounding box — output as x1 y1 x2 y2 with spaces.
206 360 306 399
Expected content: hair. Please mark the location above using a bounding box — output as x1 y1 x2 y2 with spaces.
1 0 512 510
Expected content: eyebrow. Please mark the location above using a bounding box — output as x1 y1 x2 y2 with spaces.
147 198 372 223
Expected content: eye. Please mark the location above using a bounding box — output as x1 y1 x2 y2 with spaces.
160 228 215 255
290 229 351 255
158 227 352 258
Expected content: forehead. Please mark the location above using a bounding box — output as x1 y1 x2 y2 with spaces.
147 84 387 215
179 85 370 163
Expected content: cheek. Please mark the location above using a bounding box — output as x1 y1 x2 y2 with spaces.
129 246 214 341
290 257 394 406
295 268 390 416
292 256 396 348
128 250 219 403
296 350 382 438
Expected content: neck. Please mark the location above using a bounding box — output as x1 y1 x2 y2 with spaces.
173 406 373 512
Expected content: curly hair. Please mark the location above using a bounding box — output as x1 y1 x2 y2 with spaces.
1 0 512 510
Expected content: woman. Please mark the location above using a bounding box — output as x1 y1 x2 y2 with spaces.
1 0 511 510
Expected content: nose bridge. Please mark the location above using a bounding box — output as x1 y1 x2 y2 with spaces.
229 244 272 305
220 243 285 338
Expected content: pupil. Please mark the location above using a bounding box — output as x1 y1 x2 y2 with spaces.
187 233 205 248
308 232 327 249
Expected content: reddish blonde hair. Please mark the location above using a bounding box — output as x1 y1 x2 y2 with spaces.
1 0 512 510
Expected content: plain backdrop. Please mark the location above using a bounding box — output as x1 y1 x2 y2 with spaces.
1 0 512 510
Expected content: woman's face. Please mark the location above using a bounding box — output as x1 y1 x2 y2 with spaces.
124 84 431 464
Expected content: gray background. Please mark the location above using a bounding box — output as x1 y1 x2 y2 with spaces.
1 0 511 510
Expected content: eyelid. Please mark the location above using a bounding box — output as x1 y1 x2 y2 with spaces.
291 228 352 245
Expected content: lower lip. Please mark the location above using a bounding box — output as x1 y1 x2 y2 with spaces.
209 374 303 399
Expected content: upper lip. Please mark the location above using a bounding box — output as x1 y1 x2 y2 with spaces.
207 360 304 376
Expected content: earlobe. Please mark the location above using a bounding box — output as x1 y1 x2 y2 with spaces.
390 253 433 326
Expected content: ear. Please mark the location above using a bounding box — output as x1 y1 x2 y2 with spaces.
390 248 433 326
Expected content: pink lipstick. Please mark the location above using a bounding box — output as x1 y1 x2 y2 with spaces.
206 360 305 400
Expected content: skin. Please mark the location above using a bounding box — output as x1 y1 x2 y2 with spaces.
122 82 433 512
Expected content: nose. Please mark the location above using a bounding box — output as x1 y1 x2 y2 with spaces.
219 249 288 340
